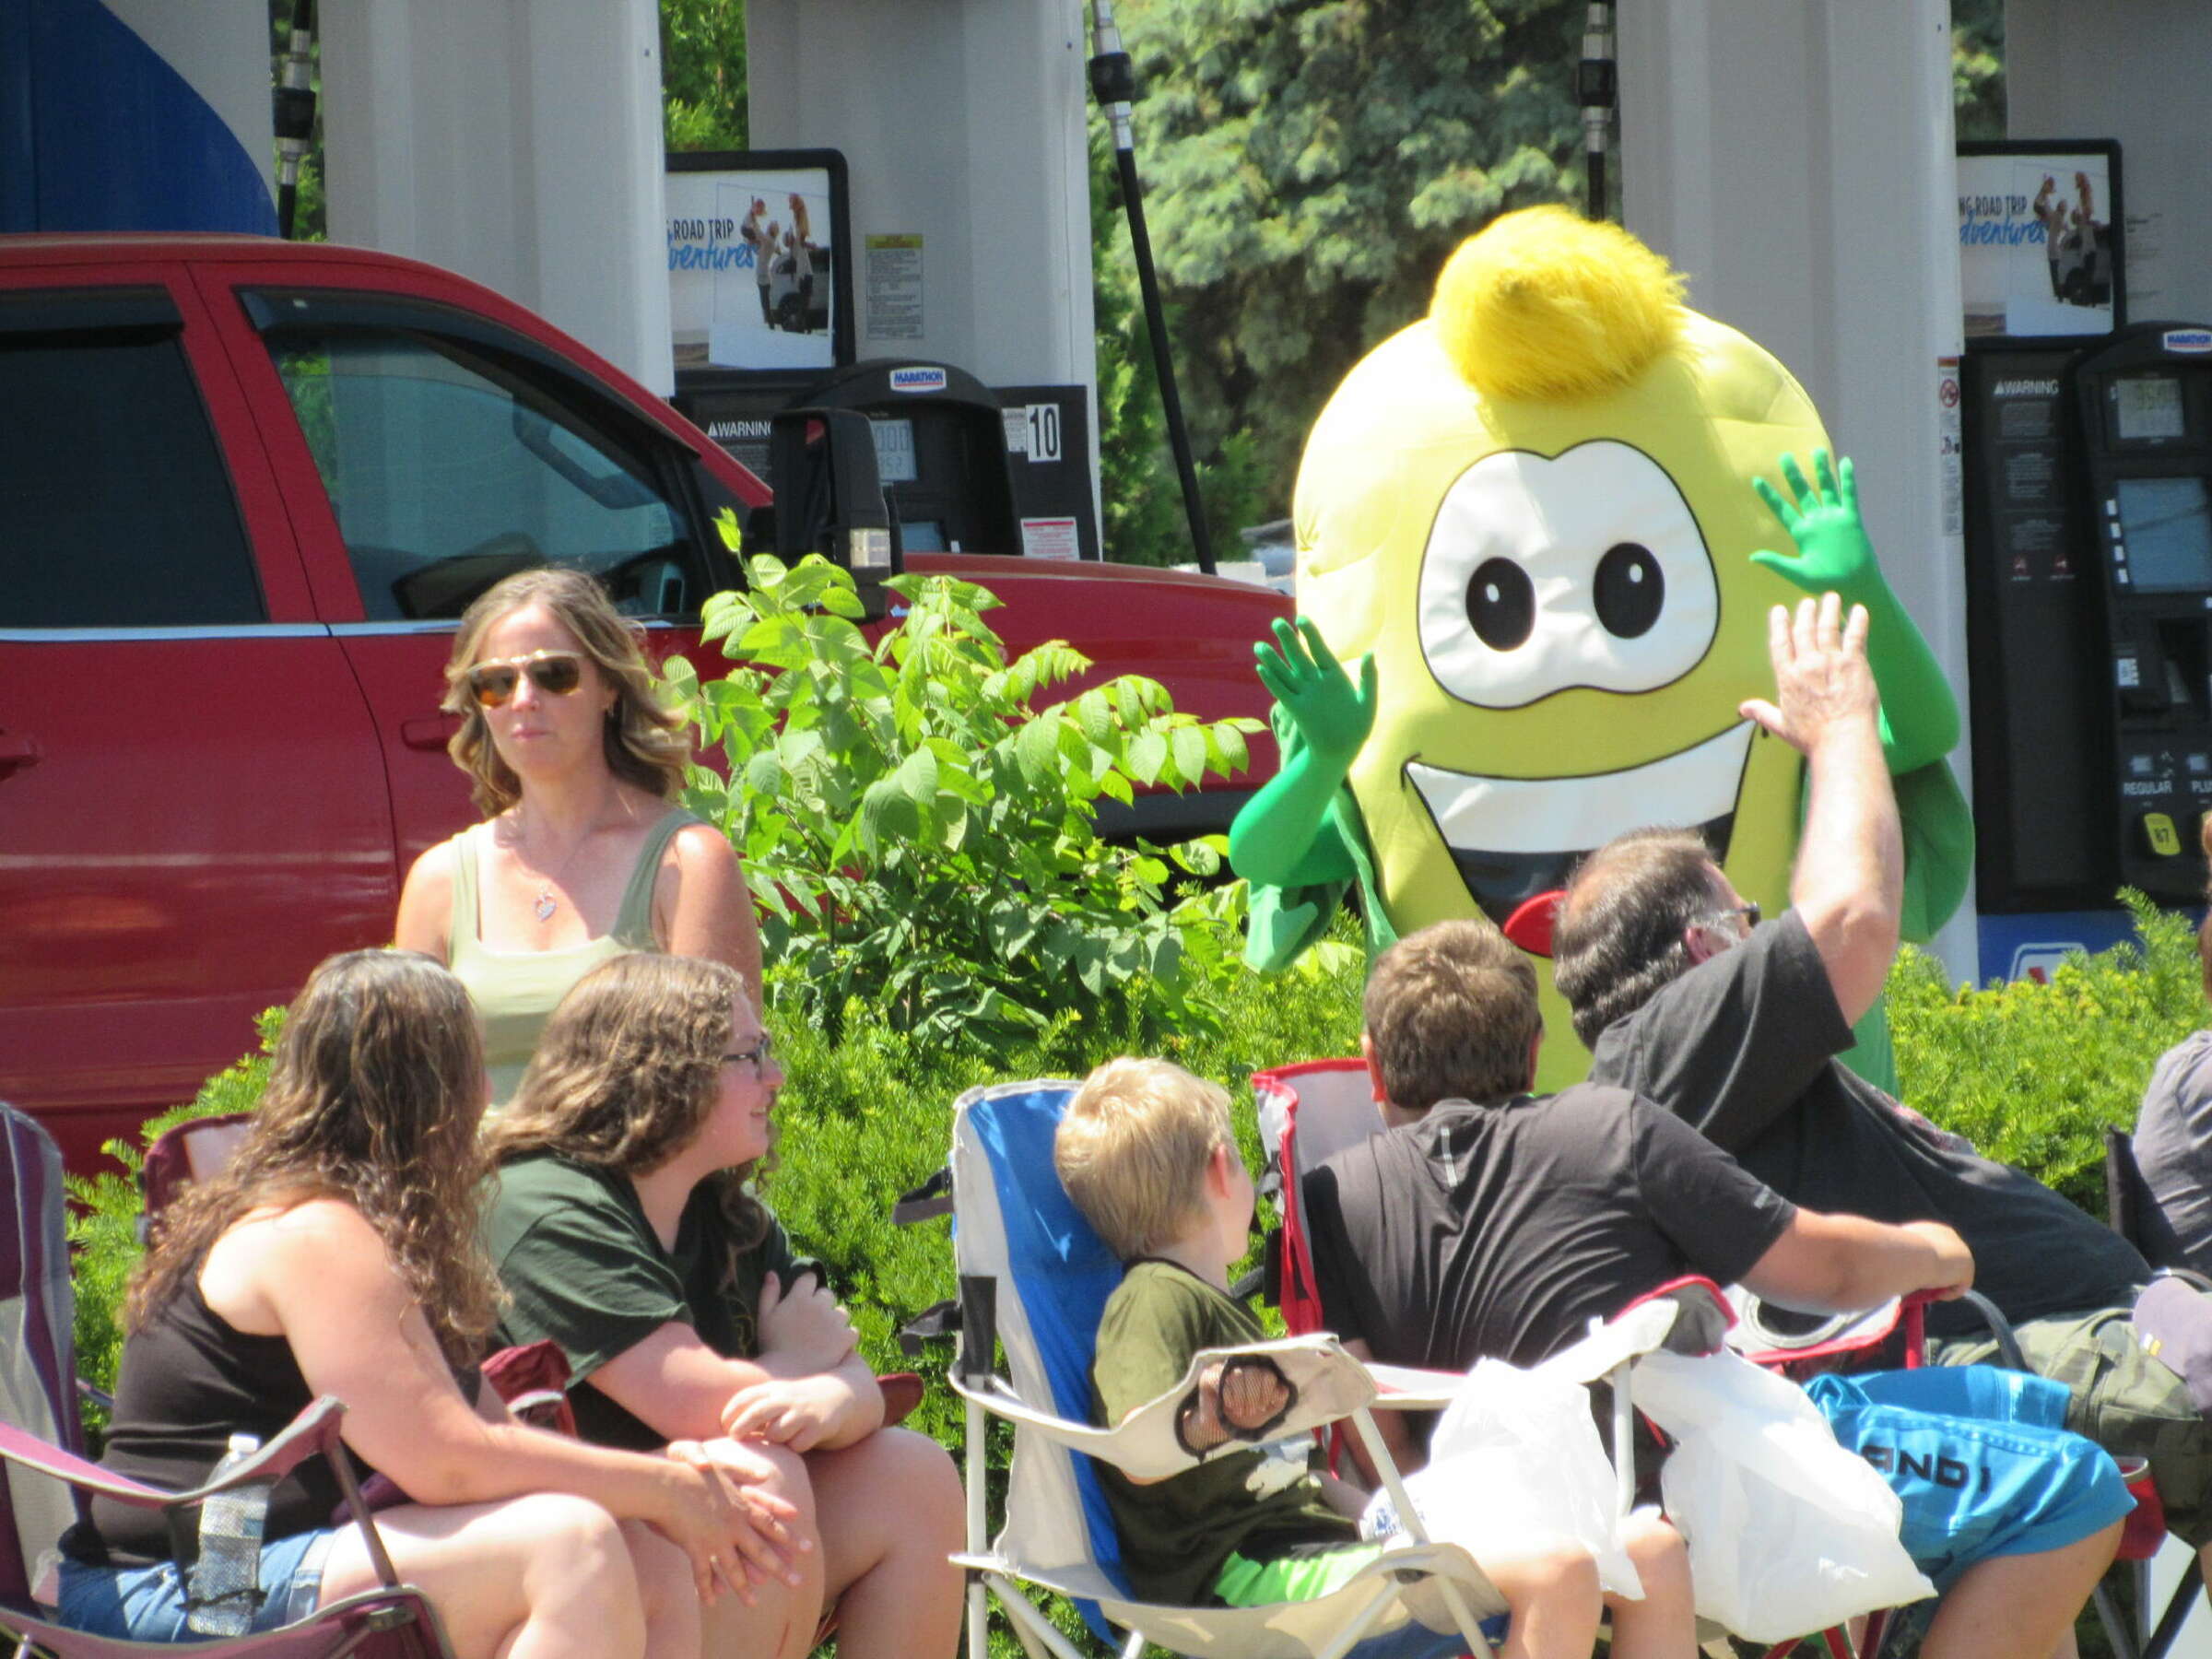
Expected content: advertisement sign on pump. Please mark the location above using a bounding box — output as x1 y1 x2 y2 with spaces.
1957 140 2124 343
667 148 854 374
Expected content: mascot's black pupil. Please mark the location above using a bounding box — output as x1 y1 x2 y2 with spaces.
1466 558 1535 651
1594 543 1665 639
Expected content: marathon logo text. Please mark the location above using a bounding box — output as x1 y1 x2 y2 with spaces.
2165 329 2212 356
1858 1444 1993 1492
889 367 948 394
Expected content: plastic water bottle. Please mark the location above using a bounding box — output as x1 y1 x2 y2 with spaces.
186 1433 268 1636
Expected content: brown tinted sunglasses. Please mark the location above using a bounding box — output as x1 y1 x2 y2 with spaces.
465 651 585 708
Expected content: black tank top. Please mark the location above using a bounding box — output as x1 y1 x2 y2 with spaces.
65 1262 476 1566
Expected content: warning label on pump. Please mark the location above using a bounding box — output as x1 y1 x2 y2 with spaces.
865 234 924 342
1020 517 1081 559
1937 357 1963 537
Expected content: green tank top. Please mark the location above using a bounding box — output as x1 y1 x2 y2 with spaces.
449 807 697 1110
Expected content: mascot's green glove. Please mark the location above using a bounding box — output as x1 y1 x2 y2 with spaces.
1227 617 1374 890
1750 450 1960 776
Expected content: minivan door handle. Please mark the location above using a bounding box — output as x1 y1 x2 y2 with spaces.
401 713 463 751
0 730 42 775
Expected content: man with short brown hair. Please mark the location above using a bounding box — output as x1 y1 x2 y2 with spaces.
1359 919 1539 1112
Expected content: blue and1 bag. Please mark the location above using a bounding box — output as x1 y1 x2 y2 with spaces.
1806 1366 2136 1589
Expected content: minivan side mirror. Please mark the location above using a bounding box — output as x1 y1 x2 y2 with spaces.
768 407 898 621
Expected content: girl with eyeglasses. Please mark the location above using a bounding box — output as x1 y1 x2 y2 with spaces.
482 952 964 1659
394 568 762 1110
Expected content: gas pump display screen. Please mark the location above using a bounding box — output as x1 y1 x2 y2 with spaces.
2117 477 2212 592
869 418 918 485
2116 376 2187 442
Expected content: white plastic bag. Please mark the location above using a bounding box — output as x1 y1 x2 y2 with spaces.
1630 1347 1935 1641
1362 1358 1644 1599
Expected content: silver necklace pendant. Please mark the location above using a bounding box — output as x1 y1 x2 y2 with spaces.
534 889 559 923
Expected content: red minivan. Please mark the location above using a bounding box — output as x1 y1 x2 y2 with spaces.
0 234 1286 1170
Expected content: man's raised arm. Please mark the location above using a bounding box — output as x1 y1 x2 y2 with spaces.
1737 591 1902 1025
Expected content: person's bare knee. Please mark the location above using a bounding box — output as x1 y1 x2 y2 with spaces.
1620 1512 1687 1577
1485 1542 1602 1659
1486 1542 1602 1610
812 1429 962 1586
319 1493 649 1659
803 1428 965 1659
700 1437 823 1658
701 1437 821 1583
876 1427 963 1548
513 1493 642 1619
1608 1514 1695 1659
617 1518 699 1650
1923 1523 2124 1659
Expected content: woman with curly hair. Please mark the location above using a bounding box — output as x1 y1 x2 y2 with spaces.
484 952 964 1659
56 950 800 1658
394 567 761 1109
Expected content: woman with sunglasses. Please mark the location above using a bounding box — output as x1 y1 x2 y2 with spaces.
395 568 762 1109
57 949 799 1658
482 953 965 1659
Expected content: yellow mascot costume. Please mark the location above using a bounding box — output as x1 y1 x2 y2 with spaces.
1230 206 1970 1090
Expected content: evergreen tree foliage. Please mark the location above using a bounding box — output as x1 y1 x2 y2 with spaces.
1112 0 1589 520
1951 0 2006 142
662 0 748 149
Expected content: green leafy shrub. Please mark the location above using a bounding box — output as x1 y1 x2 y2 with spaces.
664 543 1263 1052
1891 890 2206 1214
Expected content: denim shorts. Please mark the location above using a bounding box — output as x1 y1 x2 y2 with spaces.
57 1528 338 1641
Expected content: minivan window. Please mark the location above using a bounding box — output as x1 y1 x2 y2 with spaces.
266 331 705 621
0 326 261 628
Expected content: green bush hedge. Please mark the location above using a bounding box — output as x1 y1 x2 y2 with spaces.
1891 892 2206 1215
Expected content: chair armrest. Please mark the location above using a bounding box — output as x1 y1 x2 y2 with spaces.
877 1371 924 1429
952 1335 1375 1481
0 1396 347 1510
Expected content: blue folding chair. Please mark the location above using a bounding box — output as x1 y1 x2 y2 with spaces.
935 1078 1507 1659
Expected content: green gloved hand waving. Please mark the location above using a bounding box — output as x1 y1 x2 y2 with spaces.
1747 449 1959 775
1253 616 1377 767
1750 449 1877 596
1228 617 1375 891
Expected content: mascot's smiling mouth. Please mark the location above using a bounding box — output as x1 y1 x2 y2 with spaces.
1404 722 1756 930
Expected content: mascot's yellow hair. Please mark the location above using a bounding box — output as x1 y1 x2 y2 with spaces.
1430 206 1686 404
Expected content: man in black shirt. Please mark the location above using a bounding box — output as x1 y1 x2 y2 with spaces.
1552 592 2212 1552
1307 916 1973 1464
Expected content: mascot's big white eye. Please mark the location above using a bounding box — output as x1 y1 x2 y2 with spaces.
1416 441 1719 710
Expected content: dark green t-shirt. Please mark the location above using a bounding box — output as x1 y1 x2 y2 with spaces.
1090 1259 1352 1606
483 1151 809 1450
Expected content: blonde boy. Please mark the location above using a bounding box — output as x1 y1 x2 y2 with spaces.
1056 1057 1692 1659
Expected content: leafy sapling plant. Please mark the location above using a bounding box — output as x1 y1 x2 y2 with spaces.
664 513 1264 1050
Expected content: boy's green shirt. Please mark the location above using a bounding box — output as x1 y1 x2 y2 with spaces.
1089 1259 1351 1605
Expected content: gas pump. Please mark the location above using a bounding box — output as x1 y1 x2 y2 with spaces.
664 146 1101 566
1965 322 2212 957
675 357 1099 562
